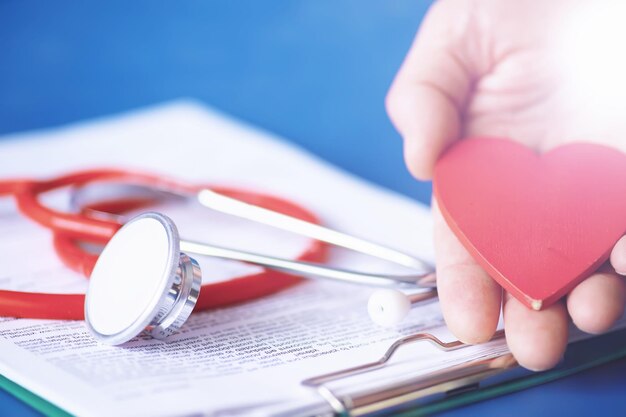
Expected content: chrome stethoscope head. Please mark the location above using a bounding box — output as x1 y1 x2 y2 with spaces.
85 212 201 345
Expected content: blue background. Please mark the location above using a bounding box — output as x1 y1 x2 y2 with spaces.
0 0 433 203
0 1 625 416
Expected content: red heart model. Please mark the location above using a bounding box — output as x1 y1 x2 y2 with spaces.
433 137 626 310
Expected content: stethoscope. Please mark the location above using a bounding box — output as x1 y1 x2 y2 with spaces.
0 169 438 345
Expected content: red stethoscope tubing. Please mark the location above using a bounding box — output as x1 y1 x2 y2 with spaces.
0 169 327 321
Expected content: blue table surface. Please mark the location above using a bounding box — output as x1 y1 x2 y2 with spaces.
1 2 625 416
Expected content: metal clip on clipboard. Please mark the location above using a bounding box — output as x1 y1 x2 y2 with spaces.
302 329 517 416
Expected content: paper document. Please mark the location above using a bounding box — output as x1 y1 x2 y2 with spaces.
0 101 612 417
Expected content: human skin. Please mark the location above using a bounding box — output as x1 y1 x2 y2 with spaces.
386 0 626 370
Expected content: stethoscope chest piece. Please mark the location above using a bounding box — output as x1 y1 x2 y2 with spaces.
85 212 201 345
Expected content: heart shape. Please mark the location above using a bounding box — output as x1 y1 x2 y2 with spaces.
433 137 626 310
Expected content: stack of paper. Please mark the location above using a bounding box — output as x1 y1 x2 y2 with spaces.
0 102 581 416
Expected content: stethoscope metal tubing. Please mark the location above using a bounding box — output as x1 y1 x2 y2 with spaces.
73 183 437 290
180 239 437 289
198 189 434 273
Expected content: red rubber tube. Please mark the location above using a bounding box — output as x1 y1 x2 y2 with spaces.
0 169 327 320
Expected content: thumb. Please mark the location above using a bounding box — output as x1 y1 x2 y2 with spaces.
386 1 478 180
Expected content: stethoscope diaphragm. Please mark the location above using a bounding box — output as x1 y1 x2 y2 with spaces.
85 212 201 345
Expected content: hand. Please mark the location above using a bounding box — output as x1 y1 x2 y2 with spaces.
386 0 626 370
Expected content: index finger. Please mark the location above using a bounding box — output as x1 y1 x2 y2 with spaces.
385 0 477 180
433 198 502 344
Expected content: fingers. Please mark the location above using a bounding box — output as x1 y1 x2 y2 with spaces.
506 264 626 371
563 234 626 334
504 295 569 371
610 235 626 275
386 0 477 180
433 199 502 344
567 269 626 334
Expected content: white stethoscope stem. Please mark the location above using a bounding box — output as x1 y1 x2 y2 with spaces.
367 288 439 327
180 239 437 289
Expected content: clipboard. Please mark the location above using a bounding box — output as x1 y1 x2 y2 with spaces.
3 328 626 417
296 327 626 416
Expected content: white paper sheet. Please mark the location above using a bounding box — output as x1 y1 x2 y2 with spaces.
0 101 609 417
